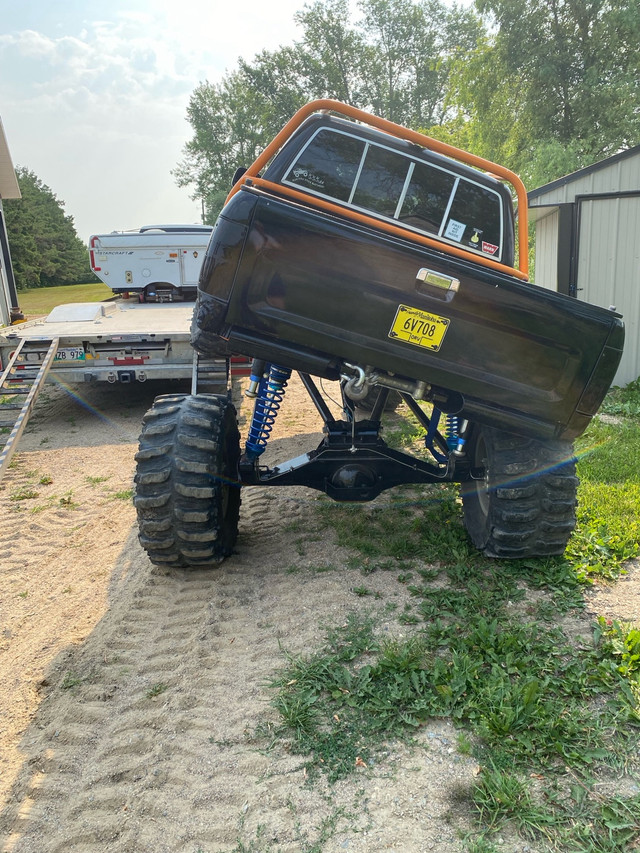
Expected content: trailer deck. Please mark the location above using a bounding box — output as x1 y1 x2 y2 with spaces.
0 300 194 384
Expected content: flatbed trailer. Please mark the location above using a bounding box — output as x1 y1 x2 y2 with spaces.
0 299 194 385
0 299 199 478
0 297 251 478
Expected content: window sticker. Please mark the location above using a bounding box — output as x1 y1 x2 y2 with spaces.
482 240 499 255
291 167 325 190
444 218 465 241
467 227 482 248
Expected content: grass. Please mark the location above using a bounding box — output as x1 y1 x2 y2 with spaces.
15 281 112 318
111 489 133 501
9 487 40 501
86 475 110 486
257 381 640 851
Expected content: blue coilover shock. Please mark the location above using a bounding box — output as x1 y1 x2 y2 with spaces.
445 414 459 451
245 364 292 460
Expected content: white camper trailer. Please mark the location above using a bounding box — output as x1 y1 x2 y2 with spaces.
89 224 213 302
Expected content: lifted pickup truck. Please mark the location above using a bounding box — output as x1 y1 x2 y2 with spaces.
134 100 624 567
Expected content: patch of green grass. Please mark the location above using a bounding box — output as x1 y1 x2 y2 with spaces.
38 475 53 485
570 419 640 581
351 585 373 596
111 489 133 501
254 393 640 851
17 282 112 318
59 491 79 508
86 475 110 486
10 487 39 501
61 672 84 690
146 682 168 698
470 768 640 851
267 602 640 844
317 484 469 564
601 376 640 418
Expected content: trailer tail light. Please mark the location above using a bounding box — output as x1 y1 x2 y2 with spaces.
230 356 252 377
89 236 101 271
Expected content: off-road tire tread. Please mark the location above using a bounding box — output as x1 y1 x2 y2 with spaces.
461 426 578 558
134 394 240 568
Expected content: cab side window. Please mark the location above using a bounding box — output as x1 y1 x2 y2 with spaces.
285 131 365 202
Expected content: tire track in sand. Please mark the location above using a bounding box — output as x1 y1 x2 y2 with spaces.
2 381 477 853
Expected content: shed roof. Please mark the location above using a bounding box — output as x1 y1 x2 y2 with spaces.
0 117 20 199
528 144 640 207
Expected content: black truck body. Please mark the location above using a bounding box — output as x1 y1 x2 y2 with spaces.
193 110 623 442
134 101 625 567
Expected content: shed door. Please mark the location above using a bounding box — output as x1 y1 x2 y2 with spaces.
576 196 640 385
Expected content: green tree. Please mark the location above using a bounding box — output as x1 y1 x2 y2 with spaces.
294 0 365 103
175 0 484 218
173 54 308 223
452 0 640 185
4 168 93 290
357 0 482 127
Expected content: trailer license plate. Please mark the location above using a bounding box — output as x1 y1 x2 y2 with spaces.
389 305 450 352
54 347 86 362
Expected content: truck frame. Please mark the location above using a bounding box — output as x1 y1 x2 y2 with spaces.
133 101 624 567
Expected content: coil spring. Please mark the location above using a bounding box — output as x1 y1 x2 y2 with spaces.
445 414 459 451
245 364 292 460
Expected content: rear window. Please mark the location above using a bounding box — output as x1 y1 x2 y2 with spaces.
284 128 504 261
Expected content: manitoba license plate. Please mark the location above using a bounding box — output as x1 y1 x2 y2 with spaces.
54 347 86 362
388 305 450 352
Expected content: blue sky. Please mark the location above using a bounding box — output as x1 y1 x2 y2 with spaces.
0 0 308 240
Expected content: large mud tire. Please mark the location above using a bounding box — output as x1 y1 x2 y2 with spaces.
461 425 578 559
134 394 241 568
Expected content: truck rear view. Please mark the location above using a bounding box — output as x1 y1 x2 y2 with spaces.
134 100 624 568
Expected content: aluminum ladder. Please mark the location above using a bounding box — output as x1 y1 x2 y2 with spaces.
0 337 59 480
191 352 228 395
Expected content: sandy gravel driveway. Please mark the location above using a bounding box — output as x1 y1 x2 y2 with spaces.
0 376 637 853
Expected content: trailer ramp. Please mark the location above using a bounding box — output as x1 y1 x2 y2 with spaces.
191 352 228 395
191 353 253 396
0 338 59 480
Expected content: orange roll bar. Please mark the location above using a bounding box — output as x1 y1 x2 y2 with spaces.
227 99 529 281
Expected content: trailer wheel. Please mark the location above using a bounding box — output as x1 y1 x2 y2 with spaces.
134 394 241 568
460 425 578 558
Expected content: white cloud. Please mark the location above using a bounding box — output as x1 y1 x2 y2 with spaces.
0 0 307 240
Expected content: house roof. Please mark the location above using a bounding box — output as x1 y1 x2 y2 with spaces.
528 144 640 202
0 117 21 199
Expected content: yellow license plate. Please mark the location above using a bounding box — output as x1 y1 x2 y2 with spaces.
388 305 450 352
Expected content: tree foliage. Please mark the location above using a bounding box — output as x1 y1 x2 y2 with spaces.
174 0 483 221
449 0 640 184
175 0 640 217
4 168 93 290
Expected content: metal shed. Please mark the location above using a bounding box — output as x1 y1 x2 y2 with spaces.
0 115 21 327
528 145 640 386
